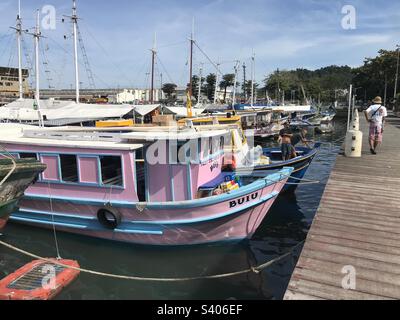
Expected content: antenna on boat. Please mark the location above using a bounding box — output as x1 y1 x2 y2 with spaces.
150 32 157 104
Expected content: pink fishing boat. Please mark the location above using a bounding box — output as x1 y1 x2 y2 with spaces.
0 123 292 246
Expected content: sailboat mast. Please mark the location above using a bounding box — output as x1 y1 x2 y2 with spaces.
72 0 80 104
189 23 194 104
16 0 23 99
250 52 255 107
197 63 203 103
214 60 220 104
242 63 247 101
150 33 156 104
34 10 43 127
232 60 239 109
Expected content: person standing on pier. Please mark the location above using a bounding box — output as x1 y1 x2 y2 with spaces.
364 96 387 155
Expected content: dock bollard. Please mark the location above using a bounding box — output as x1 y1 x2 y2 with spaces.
345 110 363 157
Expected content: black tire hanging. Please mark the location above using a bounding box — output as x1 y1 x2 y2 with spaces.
97 205 122 230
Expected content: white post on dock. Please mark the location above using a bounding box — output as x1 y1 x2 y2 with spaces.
347 84 353 131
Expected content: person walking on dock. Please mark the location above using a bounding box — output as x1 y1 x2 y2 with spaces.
364 96 387 155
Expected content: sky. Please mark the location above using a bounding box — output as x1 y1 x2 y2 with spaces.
0 0 399 89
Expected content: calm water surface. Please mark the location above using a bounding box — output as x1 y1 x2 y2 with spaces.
0 120 347 300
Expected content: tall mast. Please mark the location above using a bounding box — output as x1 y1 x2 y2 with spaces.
189 19 194 104
34 10 43 127
250 51 255 107
242 63 247 101
186 19 194 117
150 32 156 104
232 60 240 109
16 0 23 99
72 0 80 104
394 44 400 100
197 63 203 103
214 60 220 104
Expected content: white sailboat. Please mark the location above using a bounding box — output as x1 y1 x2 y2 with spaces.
1 0 135 125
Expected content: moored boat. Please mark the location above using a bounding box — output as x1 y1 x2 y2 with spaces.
0 123 292 245
235 143 321 192
0 155 46 232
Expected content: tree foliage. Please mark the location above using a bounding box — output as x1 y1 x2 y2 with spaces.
161 83 177 99
353 49 398 104
263 66 354 104
219 73 235 102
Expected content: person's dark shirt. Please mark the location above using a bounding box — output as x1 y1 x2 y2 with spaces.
291 132 305 146
279 127 292 138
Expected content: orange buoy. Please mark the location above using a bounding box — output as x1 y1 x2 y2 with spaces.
0 259 80 300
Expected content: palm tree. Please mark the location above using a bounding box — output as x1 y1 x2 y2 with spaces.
219 74 235 102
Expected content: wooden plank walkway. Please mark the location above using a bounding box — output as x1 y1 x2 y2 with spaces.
284 114 400 300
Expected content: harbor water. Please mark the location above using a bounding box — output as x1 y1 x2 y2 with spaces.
0 120 346 300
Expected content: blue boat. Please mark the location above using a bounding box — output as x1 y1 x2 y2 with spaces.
236 143 321 192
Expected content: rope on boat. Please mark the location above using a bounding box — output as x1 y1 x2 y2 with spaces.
279 173 320 186
0 145 17 186
0 239 304 282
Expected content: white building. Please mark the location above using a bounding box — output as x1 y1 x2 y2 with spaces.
110 89 165 104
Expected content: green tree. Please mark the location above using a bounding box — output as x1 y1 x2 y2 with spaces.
162 83 177 100
353 49 398 105
263 66 353 104
219 73 235 102
204 73 216 101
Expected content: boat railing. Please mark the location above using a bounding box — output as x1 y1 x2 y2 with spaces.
22 129 123 143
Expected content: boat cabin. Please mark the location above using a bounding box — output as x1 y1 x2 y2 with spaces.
0 124 232 204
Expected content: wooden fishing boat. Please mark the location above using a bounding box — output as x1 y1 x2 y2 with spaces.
0 123 292 246
235 143 321 192
0 156 46 232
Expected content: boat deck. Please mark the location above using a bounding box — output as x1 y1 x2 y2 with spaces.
284 114 400 300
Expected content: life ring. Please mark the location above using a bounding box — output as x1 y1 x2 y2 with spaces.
97 205 122 230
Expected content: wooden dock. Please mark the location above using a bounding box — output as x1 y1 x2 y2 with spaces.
284 114 400 300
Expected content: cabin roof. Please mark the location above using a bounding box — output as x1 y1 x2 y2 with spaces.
0 123 143 151
0 99 134 122
121 128 230 141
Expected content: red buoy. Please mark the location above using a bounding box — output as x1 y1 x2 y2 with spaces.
0 259 80 300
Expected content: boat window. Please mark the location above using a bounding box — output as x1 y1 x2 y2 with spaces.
135 148 144 161
60 155 79 183
100 156 123 186
209 137 214 155
19 153 38 160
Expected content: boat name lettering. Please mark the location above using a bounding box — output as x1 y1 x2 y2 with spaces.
229 193 258 208
210 161 219 172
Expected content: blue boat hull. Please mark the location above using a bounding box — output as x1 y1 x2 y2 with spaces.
238 144 320 192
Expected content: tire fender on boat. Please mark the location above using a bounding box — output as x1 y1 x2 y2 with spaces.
97 205 122 230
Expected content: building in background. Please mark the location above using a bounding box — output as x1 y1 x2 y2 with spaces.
0 67 30 105
109 89 164 104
